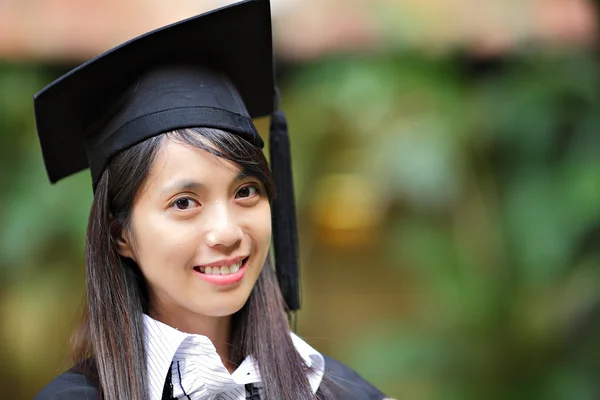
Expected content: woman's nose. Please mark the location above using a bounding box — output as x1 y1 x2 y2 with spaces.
204 203 243 248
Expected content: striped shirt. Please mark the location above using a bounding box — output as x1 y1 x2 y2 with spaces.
143 315 325 400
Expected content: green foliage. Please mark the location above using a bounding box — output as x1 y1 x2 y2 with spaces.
0 64 92 280
284 51 600 399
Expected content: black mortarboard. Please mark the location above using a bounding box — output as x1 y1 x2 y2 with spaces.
33 0 300 311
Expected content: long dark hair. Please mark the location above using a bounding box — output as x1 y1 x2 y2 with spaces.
72 127 325 399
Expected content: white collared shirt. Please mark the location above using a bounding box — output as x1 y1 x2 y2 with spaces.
143 315 325 400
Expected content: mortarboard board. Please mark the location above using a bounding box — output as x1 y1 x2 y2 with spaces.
33 0 300 311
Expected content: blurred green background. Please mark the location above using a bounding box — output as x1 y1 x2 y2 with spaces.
2 1 600 399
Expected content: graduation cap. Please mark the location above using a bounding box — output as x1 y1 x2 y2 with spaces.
33 0 301 312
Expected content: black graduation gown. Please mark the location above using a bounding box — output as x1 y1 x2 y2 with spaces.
34 355 387 400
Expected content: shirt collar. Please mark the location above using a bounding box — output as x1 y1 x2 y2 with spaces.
143 314 325 400
290 331 325 393
143 315 193 400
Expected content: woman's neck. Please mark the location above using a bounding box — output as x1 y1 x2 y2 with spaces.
150 307 234 372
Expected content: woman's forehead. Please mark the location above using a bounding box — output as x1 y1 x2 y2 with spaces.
143 138 243 192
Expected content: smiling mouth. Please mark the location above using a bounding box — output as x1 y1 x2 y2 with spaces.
193 257 248 276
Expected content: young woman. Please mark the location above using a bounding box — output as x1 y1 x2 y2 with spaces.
33 1 390 399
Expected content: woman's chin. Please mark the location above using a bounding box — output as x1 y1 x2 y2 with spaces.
189 296 248 318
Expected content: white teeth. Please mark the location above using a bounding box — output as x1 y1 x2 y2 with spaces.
198 260 244 275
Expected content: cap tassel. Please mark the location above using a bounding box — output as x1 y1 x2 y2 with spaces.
270 106 300 312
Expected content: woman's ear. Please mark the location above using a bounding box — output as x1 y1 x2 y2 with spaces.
116 230 136 260
110 216 136 260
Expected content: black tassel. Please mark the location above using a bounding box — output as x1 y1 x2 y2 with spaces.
270 107 300 312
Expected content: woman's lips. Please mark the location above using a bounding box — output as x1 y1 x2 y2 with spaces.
192 257 248 285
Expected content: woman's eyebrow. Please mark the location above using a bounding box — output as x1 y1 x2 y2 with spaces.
161 180 205 196
236 171 252 181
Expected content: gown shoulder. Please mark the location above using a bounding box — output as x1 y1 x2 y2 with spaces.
321 354 389 400
34 365 98 400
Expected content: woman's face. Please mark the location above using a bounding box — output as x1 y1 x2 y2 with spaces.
118 136 271 325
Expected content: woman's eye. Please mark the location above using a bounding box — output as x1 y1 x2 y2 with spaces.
172 197 199 210
236 185 259 199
